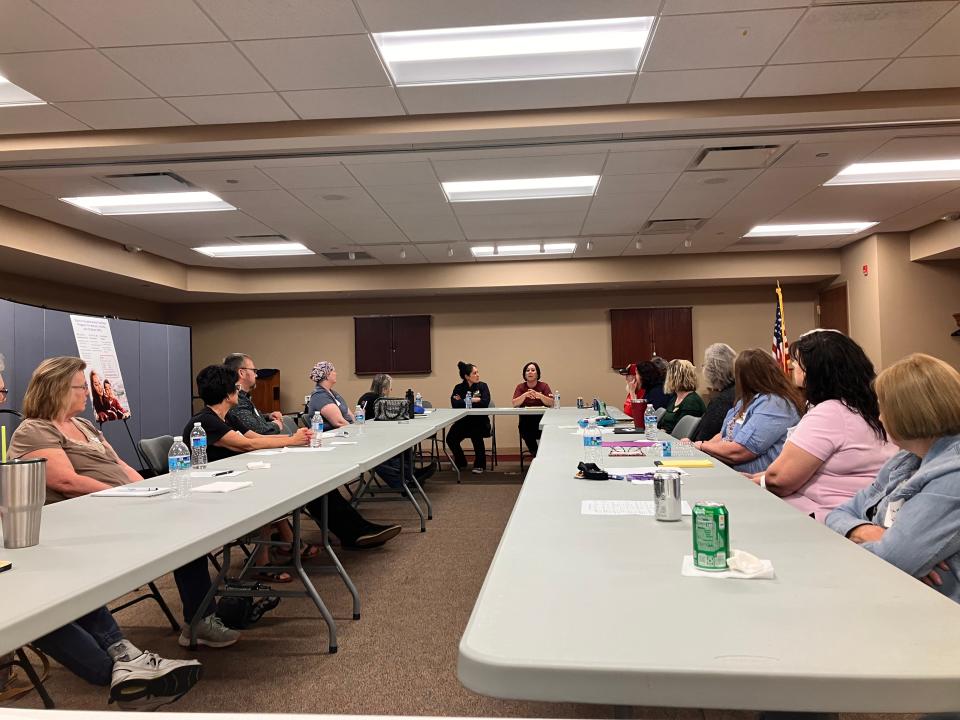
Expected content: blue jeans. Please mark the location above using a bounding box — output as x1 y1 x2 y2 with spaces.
32 607 123 686
375 450 413 489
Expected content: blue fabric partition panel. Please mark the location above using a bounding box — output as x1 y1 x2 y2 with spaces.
0 299 192 468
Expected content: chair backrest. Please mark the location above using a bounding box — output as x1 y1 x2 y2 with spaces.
655 407 666 420
670 415 701 440
421 400 433 408
138 435 175 475
282 415 299 435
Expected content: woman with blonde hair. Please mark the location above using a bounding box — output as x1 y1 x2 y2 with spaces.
690 343 737 442
657 359 706 434
827 354 960 602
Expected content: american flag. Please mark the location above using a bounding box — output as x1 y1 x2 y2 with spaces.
772 282 789 374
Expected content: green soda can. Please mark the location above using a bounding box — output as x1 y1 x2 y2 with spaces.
692 502 729 571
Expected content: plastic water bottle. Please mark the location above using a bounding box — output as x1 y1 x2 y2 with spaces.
167 436 191 499
310 411 323 448
644 406 658 440
355 404 365 425
189 422 207 470
553 392 560 409
465 390 473 409
414 392 423 412
583 419 603 465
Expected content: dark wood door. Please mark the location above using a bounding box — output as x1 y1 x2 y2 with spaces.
610 309 654 369
818 285 849 335
651 307 694 361
354 316 393 375
391 315 431 374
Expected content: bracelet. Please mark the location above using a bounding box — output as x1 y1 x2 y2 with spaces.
759 474 767 489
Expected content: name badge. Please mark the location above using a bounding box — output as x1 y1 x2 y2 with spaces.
883 499 904 528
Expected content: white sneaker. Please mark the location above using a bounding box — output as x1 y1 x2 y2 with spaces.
179 615 240 649
109 651 201 711
471 467 484 475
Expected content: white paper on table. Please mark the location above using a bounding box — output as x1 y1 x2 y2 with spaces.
190 470 246 478
581 500 691 516
330 441 358 445
191 481 253 493
285 446 336 453
93 486 169 498
250 450 282 456
558 425 579 429
681 555 775 580
608 466 688 477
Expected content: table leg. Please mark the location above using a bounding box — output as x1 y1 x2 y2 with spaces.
319 497 361 621
441 427 461 483
291 508 340 653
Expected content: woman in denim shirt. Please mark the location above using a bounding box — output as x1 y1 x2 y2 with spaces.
694 348 804 473
827 353 960 604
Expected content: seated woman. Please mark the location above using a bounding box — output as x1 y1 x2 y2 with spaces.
447 361 491 475
357 373 435 488
8 356 202 710
826 353 960 603
747 330 897 521
194 364 401 550
690 343 737 442
622 363 644 417
639 360 670 410
693 348 805 473
657 359 706 434
512 361 553 456
307 361 354 431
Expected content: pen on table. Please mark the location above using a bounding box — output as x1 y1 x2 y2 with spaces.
212 470 232 477
121 487 159 491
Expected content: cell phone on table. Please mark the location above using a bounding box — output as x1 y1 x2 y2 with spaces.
0 560 12 573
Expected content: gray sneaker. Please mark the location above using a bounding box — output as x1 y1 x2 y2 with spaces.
109 651 201 711
179 615 240 649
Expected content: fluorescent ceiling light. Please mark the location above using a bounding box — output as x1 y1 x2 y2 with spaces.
373 16 654 86
0 74 44 107
60 191 235 215
443 175 599 202
825 159 960 185
745 222 877 238
470 242 578 258
194 243 313 258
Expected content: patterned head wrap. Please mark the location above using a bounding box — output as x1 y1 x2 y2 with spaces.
310 361 334 384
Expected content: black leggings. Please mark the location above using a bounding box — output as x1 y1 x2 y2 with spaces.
446 416 488 469
518 413 543 455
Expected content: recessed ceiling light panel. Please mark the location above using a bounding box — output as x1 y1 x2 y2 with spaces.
471 242 577 258
61 191 236 215
825 159 960 185
744 222 877 237
373 16 654 86
194 243 313 258
0 74 44 107
443 175 599 202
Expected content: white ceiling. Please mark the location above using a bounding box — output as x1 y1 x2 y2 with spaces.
0 0 958 129
1 1 960 270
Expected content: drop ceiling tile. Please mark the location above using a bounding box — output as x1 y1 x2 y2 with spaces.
772 2 953 63
863 57 960 92
237 37 389 91
103 44 270 97
117 210 279 241
603 148 699 175
415 242 474 263
355 0 661 32
392 216 464 242
573 235 633 258
0 0 88 52
773 182 960 224
596 172 679 197
291 186 381 215
0 104 90 133
745 59 888 97
358 244 427 265
167 93 297 124
345 161 437 186
725 237 838 252
55 98 191 129
701 165 838 226
621 234 688 255
663 0 810 12
35 0 225 46
631 67 761 102
775 138 888 167
874 187 960 233
261 165 358 189
452 197 593 217
582 196 661 234
432 153 606 182
0 173 117 196
325 217 408 244
216 189 351 244
457 211 585 240
176 168 279 192
904 4 960 57
196 0 365 39
0 50 153 101
399 75 634 114
642 9 804 71
282 87 403 119
378 201 453 221
0 176 53 201
651 169 764 219
365 183 446 204
865 135 960 162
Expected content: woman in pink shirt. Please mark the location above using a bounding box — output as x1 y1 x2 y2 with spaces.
747 330 897 521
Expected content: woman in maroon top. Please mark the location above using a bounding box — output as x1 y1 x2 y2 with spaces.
512 361 553 456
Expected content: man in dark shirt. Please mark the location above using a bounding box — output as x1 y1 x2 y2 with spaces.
223 353 283 436
195 362 400 549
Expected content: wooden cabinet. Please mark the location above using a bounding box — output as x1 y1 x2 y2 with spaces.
252 369 281 413
610 307 693 368
355 315 431 375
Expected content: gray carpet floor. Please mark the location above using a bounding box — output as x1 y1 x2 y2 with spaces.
5 469 920 720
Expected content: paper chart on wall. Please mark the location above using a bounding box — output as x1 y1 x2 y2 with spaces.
70 315 131 424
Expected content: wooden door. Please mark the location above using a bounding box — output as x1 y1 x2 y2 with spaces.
610 309 654 369
818 285 849 335
354 316 393 375
651 307 694 361
391 315 431 374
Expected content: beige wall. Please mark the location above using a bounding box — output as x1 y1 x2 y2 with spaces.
836 235 882 366
175 286 818 450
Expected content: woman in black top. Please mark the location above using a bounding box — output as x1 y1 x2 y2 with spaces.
690 343 737 442
447 361 491 474
638 360 671 410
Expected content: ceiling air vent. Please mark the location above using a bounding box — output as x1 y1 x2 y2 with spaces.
641 219 705 234
100 171 192 193
692 145 783 171
322 251 373 261
231 233 288 244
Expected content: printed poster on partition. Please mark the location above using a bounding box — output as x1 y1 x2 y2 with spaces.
70 315 131 423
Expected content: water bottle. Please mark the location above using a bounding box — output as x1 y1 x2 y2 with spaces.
189 422 207 470
553 392 560 409
414 392 423 412
644 406 658 440
310 411 323 448
355 404 365 425
167 436 191 499
583 419 603 465
465 390 473 409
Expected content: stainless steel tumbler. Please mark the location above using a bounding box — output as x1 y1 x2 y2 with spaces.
653 469 683 522
0 458 46 548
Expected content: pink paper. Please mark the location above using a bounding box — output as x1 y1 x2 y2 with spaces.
601 440 657 447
